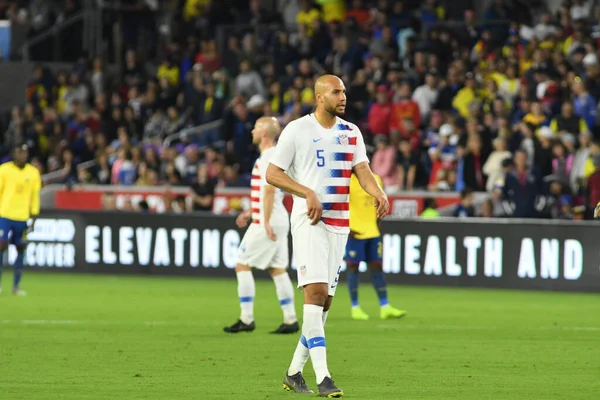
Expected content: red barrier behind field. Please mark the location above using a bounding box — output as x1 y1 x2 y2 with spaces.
53 185 462 216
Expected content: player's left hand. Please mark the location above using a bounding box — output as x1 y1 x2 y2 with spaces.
27 218 36 234
265 223 277 241
374 195 390 219
236 212 251 228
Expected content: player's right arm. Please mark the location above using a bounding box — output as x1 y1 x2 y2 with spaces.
262 185 277 240
0 166 5 199
236 209 251 228
30 169 42 219
266 123 322 225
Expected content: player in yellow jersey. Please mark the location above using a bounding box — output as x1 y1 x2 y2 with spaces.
345 173 406 320
0 144 41 296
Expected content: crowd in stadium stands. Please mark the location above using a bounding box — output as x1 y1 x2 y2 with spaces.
4 0 600 219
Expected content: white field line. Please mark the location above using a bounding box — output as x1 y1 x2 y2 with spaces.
1 320 599 331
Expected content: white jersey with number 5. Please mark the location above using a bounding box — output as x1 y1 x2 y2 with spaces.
269 114 369 234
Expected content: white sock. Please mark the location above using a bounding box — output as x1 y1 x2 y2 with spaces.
273 273 297 324
288 308 330 376
303 304 330 384
237 271 255 324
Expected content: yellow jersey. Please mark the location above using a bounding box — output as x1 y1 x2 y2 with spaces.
349 173 382 240
296 8 321 36
183 0 209 21
0 162 41 221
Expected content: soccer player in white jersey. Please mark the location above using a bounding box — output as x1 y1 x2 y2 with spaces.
267 75 390 397
223 117 299 335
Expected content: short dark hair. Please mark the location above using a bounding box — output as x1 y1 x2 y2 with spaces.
460 188 473 199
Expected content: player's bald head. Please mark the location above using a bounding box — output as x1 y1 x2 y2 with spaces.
255 116 281 139
314 74 344 96
314 74 347 117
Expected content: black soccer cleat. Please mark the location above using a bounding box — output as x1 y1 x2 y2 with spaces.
317 376 343 398
270 321 300 334
283 371 314 394
223 319 255 333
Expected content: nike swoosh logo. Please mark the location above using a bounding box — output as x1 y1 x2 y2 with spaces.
330 285 337 289
313 340 324 345
313 138 322 143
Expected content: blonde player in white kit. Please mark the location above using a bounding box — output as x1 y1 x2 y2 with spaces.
223 117 299 335
267 75 390 397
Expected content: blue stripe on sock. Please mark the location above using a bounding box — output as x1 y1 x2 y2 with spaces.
307 336 326 349
379 298 389 307
239 296 253 303
351 300 359 307
300 335 308 348
279 298 292 306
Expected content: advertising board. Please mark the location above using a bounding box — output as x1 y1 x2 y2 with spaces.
20 211 600 293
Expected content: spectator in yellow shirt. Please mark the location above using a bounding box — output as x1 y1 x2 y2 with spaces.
453 73 480 118
157 58 180 87
297 0 321 37
316 0 345 23
184 0 209 22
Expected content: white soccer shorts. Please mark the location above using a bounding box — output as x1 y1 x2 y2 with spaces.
292 218 348 296
237 223 289 270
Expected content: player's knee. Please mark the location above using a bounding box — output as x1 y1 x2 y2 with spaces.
347 263 360 273
368 262 383 272
16 245 26 254
268 268 286 278
303 284 328 306
235 263 252 273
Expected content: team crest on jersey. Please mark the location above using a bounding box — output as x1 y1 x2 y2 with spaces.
338 133 349 145
336 123 353 131
299 265 307 277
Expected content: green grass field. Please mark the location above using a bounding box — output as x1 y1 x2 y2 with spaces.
0 272 599 400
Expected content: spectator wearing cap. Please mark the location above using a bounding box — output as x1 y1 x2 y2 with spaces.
371 135 397 188
524 126 554 177
483 137 512 192
586 153 600 217
412 71 439 121
501 150 545 218
367 85 392 137
428 123 457 186
557 195 575 219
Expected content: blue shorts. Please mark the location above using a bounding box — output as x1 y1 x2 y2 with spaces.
0 218 28 245
345 236 383 264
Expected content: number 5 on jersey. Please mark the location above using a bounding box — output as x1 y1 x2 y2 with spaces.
316 149 325 167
